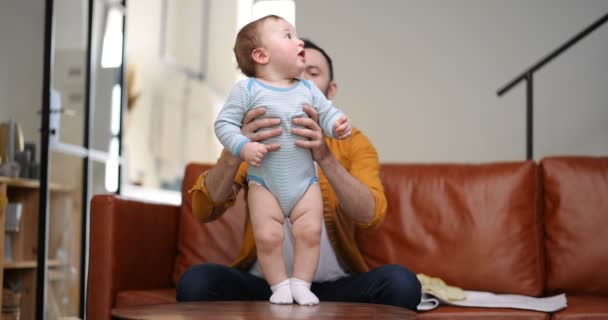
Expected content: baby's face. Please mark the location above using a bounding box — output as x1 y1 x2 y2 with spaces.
259 18 305 78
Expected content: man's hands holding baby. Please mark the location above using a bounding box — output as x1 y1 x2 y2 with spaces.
238 105 351 166
292 105 350 163
239 107 281 166
241 108 282 148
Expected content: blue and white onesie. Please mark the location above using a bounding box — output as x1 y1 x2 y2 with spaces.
214 78 345 216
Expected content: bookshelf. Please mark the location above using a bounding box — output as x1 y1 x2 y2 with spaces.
0 177 81 319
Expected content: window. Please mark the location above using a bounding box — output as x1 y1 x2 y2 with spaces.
101 6 123 68
238 0 296 30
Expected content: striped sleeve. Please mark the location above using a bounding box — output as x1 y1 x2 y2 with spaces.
214 80 251 157
308 81 344 139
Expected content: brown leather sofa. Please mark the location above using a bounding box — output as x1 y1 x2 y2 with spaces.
87 156 608 320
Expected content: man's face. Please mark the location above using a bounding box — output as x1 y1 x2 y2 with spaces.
301 48 334 99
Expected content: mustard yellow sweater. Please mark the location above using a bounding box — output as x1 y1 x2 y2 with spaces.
189 128 387 273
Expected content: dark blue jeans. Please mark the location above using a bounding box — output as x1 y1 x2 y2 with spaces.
176 263 421 311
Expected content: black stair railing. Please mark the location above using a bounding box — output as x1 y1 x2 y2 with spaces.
497 12 608 160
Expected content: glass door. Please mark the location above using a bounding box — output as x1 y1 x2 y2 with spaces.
41 1 89 317
37 0 126 318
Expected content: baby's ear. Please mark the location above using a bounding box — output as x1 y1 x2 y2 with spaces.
252 48 269 65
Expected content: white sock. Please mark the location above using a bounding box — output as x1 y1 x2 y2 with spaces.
270 279 293 304
290 278 319 305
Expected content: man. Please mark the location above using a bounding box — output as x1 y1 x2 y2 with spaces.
176 39 421 311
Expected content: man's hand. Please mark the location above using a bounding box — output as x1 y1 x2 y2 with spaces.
242 107 281 151
333 116 352 140
240 142 267 167
292 105 331 163
222 107 281 165
240 107 282 166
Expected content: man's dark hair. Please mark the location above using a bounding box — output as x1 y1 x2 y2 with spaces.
302 38 334 81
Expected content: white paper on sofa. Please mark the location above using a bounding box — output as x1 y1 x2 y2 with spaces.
417 290 567 312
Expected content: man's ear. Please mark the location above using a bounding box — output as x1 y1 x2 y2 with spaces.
252 48 269 65
327 81 338 100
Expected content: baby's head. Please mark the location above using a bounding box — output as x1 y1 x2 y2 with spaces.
234 15 305 78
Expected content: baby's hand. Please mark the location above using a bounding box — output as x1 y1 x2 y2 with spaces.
240 142 267 167
333 116 352 140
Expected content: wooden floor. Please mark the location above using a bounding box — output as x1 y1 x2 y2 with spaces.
112 301 417 319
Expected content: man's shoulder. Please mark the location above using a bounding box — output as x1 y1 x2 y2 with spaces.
344 127 371 143
325 127 379 171
326 127 375 151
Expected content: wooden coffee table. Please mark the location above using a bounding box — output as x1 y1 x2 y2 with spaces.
112 301 417 319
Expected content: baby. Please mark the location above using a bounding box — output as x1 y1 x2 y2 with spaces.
214 15 351 305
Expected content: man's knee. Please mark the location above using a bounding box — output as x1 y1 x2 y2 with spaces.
176 263 223 302
378 264 421 310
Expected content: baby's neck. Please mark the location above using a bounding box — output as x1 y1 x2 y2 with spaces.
255 77 298 88
255 70 299 88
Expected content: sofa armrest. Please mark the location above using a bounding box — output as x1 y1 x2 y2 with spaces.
86 195 181 320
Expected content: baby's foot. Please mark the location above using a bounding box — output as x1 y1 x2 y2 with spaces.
270 279 293 304
290 278 319 306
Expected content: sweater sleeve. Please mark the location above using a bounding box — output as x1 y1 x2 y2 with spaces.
345 129 387 230
188 162 248 223
214 80 251 157
308 81 345 139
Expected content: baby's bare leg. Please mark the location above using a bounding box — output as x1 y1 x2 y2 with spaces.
289 183 323 305
248 184 291 304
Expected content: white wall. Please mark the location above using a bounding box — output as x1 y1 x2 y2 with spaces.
0 0 45 155
125 0 238 188
296 0 608 162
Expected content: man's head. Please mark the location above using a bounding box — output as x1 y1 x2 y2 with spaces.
234 15 305 78
301 39 337 100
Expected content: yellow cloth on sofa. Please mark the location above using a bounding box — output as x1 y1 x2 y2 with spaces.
417 273 466 301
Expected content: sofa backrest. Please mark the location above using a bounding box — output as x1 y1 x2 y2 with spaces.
177 159 608 297
356 161 545 296
542 156 608 296
172 163 247 285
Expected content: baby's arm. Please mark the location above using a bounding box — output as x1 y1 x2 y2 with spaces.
214 81 267 166
309 82 352 140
